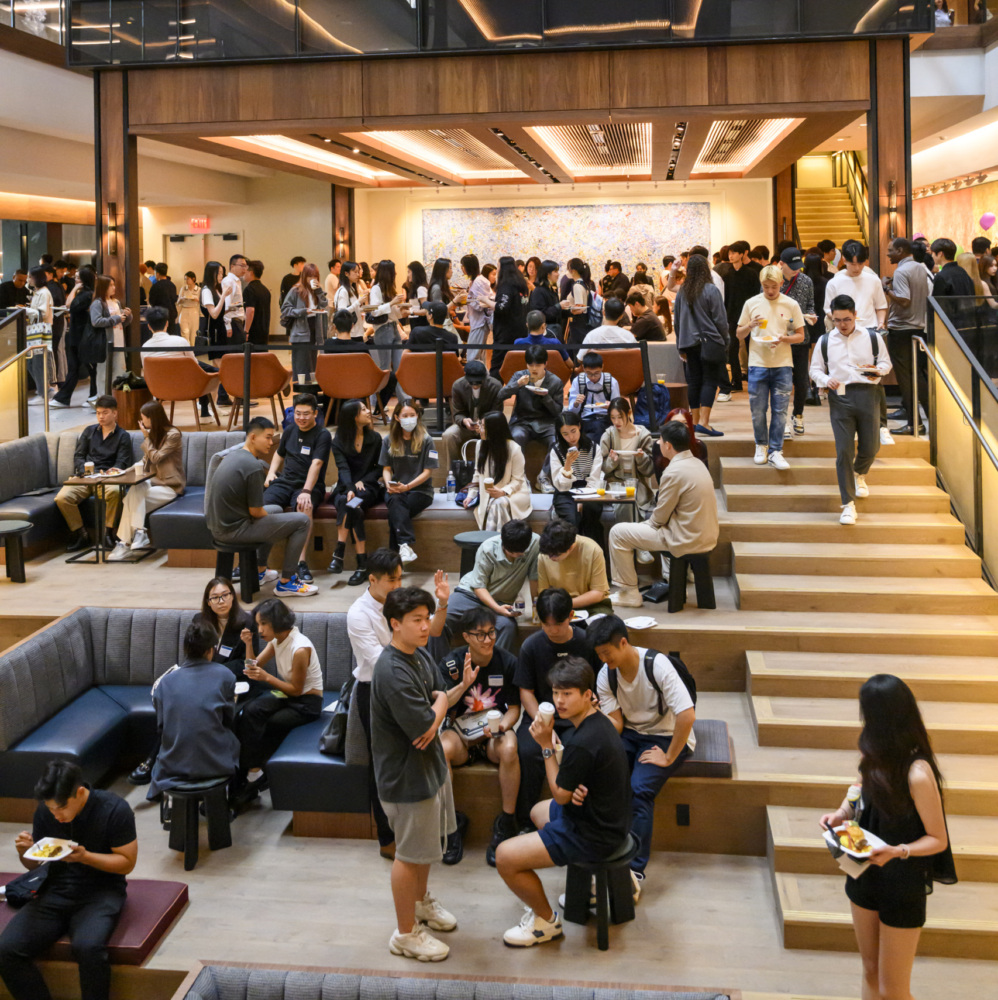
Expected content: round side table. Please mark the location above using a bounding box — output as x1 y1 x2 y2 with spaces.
0 520 32 584
453 530 498 577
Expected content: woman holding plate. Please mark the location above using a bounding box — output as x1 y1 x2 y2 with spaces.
599 397 657 546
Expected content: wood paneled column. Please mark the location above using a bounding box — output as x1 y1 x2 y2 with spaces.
331 185 354 261
95 70 140 359
868 38 911 275
773 167 795 252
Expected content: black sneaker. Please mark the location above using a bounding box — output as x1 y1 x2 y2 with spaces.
442 811 469 865
297 561 313 584
66 528 91 552
327 554 344 574
231 566 240 582
128 756 154 785
486 812 518 867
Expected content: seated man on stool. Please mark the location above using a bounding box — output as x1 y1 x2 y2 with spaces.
495 656 632 947
609 420 718 608
498 344 564 452
56 394 133 552
0 760 137 1000
438 360 502 472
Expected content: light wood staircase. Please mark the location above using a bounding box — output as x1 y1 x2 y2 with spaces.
795 187 865 248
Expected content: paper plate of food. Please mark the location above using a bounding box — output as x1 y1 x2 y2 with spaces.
24 837 75 863
570 609 590 622
524 384 549 394
823 821 886 860
571 487 598 496
752 332 780 343
853 365 881 378
623 615 657 629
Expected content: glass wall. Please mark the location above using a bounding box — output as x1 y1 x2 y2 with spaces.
65 0 936 66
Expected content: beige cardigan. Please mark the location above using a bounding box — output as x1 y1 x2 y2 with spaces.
464 439 532 529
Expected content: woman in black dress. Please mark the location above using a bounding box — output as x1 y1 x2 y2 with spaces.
490 256 529 379
820 674 955 1000
328 399 384 584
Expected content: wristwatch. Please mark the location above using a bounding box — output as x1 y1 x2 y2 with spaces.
542 748 555 759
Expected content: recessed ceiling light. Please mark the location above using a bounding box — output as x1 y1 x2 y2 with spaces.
322 138 332 143
859 123 867 127
352 148 360 153
837 138 845 142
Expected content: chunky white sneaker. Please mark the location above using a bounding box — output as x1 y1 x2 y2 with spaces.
753 444 767 465
503 907 563 947
399 543 417 564
715 392 732 402
854 474 869 498
768 450 790 470
389 923 449 962
880 427 895 446
260 569 280 585
635 549 654 565
415 892 457 932
130 528 150 550
49 398 69 409
106 541 130 562
610 588 644 608
793 415 805 435
839 502 857 525
784 425 793 440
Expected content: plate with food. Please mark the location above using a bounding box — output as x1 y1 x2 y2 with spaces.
752 332 780 343
24 837 75 862
570 609 589 622
853 365 881 378
623 615 657 629
571 487 598 497
524 384 549 394
823 821 886 860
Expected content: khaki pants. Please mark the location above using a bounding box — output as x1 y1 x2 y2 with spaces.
609 520 668 589
55 484 122 532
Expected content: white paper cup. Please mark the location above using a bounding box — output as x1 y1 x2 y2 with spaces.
537 702 555 725
482 477 494 488
554 743 564 765
486 709 502 734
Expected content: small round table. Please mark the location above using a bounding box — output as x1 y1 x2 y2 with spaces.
0 520 32 584
453 530 498 577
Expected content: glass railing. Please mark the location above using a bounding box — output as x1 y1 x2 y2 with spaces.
64 0 935 67
1 0 66 45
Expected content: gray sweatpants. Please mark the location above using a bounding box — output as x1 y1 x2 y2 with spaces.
828 383 880 505
216 506 311 578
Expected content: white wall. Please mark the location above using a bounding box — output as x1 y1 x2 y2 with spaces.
796 156 834 189
354 179 773 269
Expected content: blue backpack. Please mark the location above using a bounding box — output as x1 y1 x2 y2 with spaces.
632 383 671 429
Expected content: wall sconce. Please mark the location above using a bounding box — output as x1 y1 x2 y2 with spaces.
107 201 118 256
887 180 897 240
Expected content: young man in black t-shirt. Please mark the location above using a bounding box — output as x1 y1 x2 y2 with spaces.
263 393 332 584
512 588 598 828
436 606 521 867
496 656 631 947
0 760 137 1000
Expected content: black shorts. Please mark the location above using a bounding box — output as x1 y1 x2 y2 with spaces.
263 479 326 512
844 861 927 929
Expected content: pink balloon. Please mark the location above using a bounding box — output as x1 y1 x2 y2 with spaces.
981 212 996 232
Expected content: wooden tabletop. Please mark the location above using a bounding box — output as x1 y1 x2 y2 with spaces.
63 469 152 487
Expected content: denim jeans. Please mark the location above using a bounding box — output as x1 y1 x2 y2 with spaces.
747 365 793 453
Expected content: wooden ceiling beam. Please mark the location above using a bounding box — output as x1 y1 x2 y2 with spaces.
462 126 550 185
671 118 714 181
334 131 462 186
495 125 574 183
744 111 861 179
289 132 437 187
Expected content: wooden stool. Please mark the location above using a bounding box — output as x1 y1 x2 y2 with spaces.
0 520 31 584
213 538 260 603
668 551 715 613
562 833 639 950
453 530 498 576
165 776 233 871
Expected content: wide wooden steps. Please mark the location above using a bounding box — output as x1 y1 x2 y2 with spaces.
720 456 936 486
774 871 998 959
746 650 998 702
752 694 998 754
723 484 951 513
735 574 998 615
719 511 966 546
731 541 981 577
767 805 998 882
711 435 930 460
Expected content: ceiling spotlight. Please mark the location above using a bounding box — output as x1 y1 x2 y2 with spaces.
322 138 332 143
352 148 360 153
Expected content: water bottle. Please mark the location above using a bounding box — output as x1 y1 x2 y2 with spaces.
446 471 456 501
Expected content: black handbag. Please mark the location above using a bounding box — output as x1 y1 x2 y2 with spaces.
79 322 107 366
3 865 49 908
318 676 354 756
450 437 476 492
698 332 727 366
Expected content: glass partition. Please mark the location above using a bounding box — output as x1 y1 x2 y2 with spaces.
0 314 26 443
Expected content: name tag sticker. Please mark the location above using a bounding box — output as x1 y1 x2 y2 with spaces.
429 450 438 460
218 644 232 657
488 675 503 688
300 445 311 456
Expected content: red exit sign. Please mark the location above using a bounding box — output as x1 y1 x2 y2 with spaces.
190 216 210 231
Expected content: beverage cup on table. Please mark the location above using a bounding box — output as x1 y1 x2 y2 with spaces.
537 701 555 726
486 709 502 736
514 598 526 616
625 478 636 498
84 461 95 477
656 373 666 386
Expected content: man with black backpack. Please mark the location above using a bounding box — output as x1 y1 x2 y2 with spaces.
588 615 696 893
568 351 620 441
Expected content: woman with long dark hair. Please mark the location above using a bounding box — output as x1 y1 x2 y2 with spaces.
491 255 530 378
333 261 368 342
199 261 229 349
463 253 494 363
548 410 603 544
25 266 54 405
51 264 96 408
672 253 728 437
820 674 955 1000
600 396 657 532
463 410 530 530
328 399 384 584
91 272 132 398
365 260 407 396
524 255 542 293
178 271 200 344
528 259 568 340
281 262 327 377
564 258 595 345
428 258 453 304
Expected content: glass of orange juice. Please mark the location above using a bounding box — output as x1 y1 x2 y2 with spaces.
625 478 636 498
596 478 606 497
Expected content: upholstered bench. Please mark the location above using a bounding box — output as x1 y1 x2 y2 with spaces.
0 874 188 966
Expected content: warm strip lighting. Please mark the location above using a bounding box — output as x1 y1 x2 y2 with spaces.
545 19 670 36
528 124 651 177
360 131 524 180
205 135 398 182
458 0 542 41
671 0 704 36
692 118 796 174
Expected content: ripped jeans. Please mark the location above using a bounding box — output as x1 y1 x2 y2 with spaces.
748 365 793 454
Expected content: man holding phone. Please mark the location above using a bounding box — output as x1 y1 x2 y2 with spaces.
439 360 502 471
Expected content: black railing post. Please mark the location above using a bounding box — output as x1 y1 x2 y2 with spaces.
972 370 984 557
243 342 252 433
435 342 445 430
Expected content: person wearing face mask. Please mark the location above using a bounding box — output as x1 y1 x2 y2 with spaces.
439 360 503 472
280 262 328 378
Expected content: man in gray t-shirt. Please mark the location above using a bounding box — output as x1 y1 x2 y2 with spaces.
205 417 317 596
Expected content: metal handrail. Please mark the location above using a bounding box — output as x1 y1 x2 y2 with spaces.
839 151 869 243
0 345 51 433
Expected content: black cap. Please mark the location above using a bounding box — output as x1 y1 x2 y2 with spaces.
780 247 803 271
426 301 449 324
464 360 488 384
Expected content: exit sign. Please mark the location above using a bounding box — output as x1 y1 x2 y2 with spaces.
190 216 210 231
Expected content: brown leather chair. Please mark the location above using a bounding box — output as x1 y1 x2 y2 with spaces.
499 349 572 386
395 350 466 402
600 347 645 395
314 352 391 426
142 356 220 431
218 352 291 430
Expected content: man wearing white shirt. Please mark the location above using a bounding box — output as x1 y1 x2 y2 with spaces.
324 258 342 310
581 298 637 345
347 548 451 858
221 254 247 343
809 294 892 525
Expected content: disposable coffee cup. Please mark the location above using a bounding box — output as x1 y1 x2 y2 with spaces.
554 743 564 765
297 373 307 383
486 709 502 735
84 461 95 476
537 702 555 725
483 476 495 488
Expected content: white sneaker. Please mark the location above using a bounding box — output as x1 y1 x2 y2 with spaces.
635 549 654 565
49 398 69 409
106 541 130 562
793 415 804 435
716 392 732 402
86 394 98 403
784 425 793 440
768 451 790 470
503 907 563 947
610 588 644 608
880 427 895 446
28 396 45 406
753 444 767 465
130 528 150 550
389 923 449 962
399 543 417 564
839 502 857 525
854 475 869 498
259 569 280 585
415 892 456 932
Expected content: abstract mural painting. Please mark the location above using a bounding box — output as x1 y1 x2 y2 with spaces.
421 202 711 274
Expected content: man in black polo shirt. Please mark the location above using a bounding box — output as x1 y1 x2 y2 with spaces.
496 655 631 947
55 394 134 552
408 301 460 350
263 393 331 584
512 587 598 829
0 760 137 1000
147 263 179 333
243 260 272 345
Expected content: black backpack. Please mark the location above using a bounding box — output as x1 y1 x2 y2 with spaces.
818 329 880 370
607 648 697 722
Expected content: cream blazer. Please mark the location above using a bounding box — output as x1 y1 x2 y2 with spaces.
464 439 532 529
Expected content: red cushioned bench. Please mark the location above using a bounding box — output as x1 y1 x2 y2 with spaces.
0 874 188 965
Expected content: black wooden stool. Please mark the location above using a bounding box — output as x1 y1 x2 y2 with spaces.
453 530 498 576
667 551 715 613
165 776 233 871
562 832 639 950
0 520 31 584
212 536 260 603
